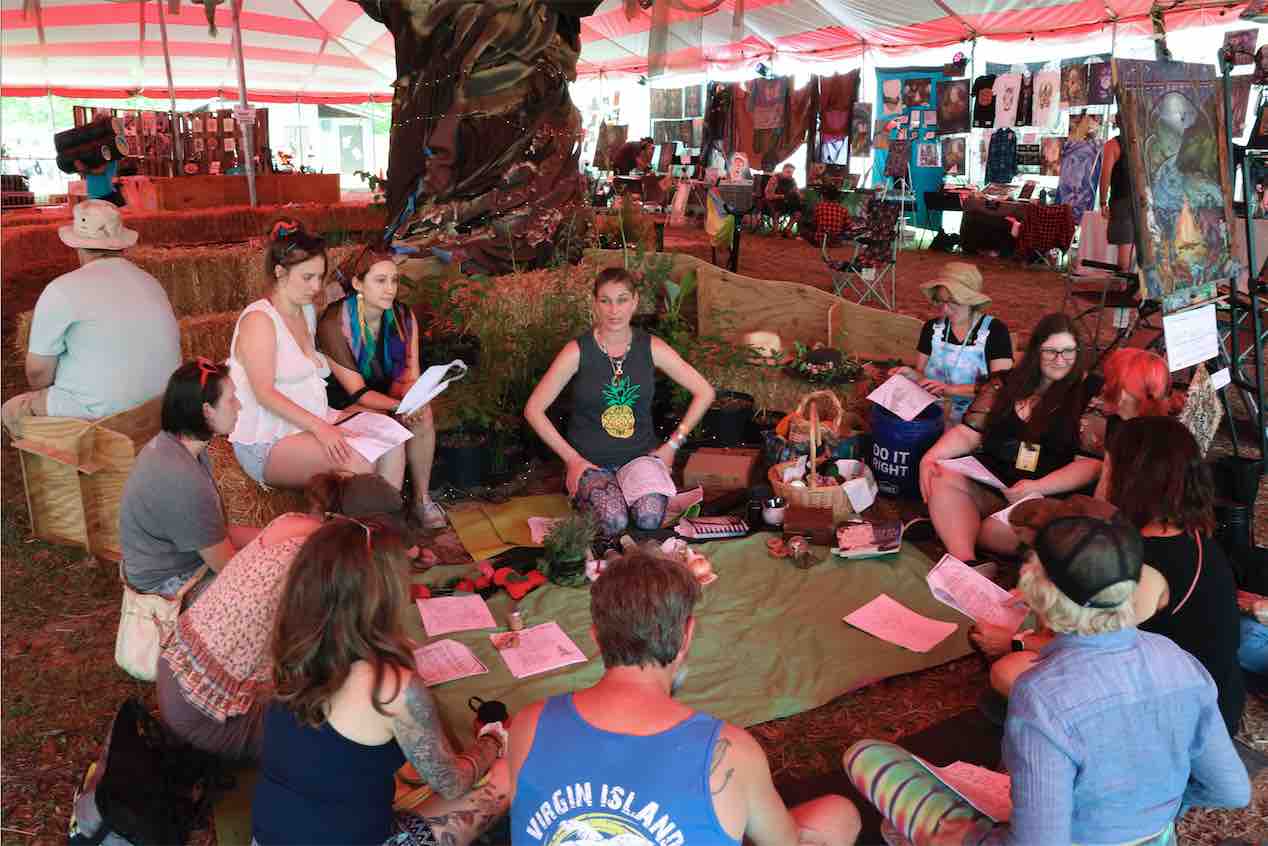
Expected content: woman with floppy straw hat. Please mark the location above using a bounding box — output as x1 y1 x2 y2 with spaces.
897 262 1013 424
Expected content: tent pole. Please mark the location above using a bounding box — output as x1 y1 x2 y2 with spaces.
156 0 183 166
230 0 257 207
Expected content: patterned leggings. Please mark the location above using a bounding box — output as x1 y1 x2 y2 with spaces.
574 468 668 537
844 740 1176 846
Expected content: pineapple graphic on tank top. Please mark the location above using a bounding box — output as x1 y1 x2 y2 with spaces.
600 376 640 438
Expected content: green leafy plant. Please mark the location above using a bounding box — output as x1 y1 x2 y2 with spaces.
539 511 597 587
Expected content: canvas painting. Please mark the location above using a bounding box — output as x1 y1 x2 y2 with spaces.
684 85 703 117
941 136 966 175
903 78 932 108
873 119 891 151
850 102 873 157
937 78 970 134
1116 59 1238 301
650 88 683 120
1061 64 1089 108
885 139 911 179
1040 137 1063 175
882 79 902 114
1088 63 1114 106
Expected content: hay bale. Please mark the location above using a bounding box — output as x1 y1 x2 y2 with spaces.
207 438 308 527
179 312 238 363
12 309 32 368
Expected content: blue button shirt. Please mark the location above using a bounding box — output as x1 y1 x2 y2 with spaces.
989 628 1249 846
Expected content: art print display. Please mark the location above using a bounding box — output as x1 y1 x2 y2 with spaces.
850 102 873 157
1223 29 1259 64
650 87 683 120
1032 70 1060 129
903 78 931 108
936 78 970 134
882 79 902 114
1088 63 1115 106
941 136 966 175
1061 64 1089 108
1040 137 1063 175
683 85 703 117
1116 59 1238 301
884 139 910 178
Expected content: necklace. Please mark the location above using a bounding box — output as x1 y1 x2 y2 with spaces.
594 330 630 385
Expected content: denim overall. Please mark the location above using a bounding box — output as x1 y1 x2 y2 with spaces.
926 315 992 424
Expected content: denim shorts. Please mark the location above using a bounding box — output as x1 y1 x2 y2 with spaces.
232 441 274 487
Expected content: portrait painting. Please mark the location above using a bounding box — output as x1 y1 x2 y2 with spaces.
1223 29 1259 65
936 78 970 134
849 102 873 157
1116 60 1238 301
941 136 966 175
1061 64 1089 108
1088 63 1114 106
903 78 932 108
882 78 902 114
916 142 941 168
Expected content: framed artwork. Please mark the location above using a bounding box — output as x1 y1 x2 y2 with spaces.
884 139 910 178
902 78 931 108
1088 63 1114 106
936 78 970 134
882 79 902 114
1040 137 1063 175
650 87 683 120
1116 59 1238 302
684 85 703 117
941 136 966 175
1245 151 1268 220
1223 29 1258 65
916 142 941 168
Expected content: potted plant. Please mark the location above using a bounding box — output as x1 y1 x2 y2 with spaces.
539 511 597 587
700 389 755 447
436 402 495 489
401 267 491 369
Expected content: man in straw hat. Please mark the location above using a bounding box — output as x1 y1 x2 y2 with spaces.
845 496 1249 846
897 261 1013 424
2 199 179 435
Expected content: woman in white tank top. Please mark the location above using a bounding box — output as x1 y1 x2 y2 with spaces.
226 220 405 490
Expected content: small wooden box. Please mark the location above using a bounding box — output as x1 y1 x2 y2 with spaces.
783 504 835 546
683 447 760 494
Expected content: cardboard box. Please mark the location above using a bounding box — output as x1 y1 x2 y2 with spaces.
682 447 760 494
783 504 835 546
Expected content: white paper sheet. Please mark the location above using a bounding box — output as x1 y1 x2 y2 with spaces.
917 759 1013 822
333 411 414 462
1162 304 1218 372
867 374 938 422
415 595 498 638
1210 367 1231 390
988 492 1042 525
843 594 958 653
927 554 1028 630
413 639 488 686
396 360 469 417
938 456 1007 490
492 622 588 679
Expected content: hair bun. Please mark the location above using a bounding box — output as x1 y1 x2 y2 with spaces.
270 218 302 241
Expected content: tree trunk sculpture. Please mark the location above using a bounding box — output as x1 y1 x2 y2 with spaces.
358 0 600 277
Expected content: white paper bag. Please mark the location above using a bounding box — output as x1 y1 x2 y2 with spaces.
836 459 878 512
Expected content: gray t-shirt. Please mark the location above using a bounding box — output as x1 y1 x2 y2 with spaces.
120 431 226 593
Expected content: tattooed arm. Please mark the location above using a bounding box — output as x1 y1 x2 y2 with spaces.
709 724 801 845
389 673 502 800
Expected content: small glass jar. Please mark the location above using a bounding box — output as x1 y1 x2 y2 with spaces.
762 496 787 527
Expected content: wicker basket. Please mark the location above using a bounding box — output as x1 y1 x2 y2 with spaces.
768 391 859 521
768 459 858 521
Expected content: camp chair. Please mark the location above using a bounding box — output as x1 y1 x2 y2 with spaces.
821 188 901 310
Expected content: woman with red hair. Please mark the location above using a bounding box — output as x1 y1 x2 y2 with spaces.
1082 348 1184 460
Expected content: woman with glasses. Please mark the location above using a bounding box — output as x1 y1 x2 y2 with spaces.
156 472 414 762
896 262 1014 424
227 218 406 491
119 359 255 596
255 518 507 846
918 313 1103 564
317 248 445 529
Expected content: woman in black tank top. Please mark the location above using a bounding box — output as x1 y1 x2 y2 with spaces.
1103 416 1245 736
524 267 716 537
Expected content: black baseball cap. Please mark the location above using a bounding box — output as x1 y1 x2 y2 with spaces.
1034 515 1143 608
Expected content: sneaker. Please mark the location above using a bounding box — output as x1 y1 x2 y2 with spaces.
413 499 448 530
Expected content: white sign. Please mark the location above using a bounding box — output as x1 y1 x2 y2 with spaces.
232 105 256 126
1162 303 1219 372
1210 367 1231 391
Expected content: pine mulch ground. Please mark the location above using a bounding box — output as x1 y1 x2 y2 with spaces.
1 223 1265 844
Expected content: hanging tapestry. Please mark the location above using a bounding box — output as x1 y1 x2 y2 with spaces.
849 103 873 157
750 77 789 130
1116 59 1239 303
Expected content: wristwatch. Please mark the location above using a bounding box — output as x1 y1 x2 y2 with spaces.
1011 628 1034 653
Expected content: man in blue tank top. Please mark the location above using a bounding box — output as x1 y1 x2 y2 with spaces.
508 551 860 845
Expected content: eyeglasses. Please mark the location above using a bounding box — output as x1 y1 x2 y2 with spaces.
195 357 219 389
933 297 958 306
1039 347 1079 361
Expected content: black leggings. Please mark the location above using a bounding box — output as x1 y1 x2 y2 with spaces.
574 468 668 537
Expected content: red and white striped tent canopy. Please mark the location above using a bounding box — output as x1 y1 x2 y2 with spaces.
0 0 1250 104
